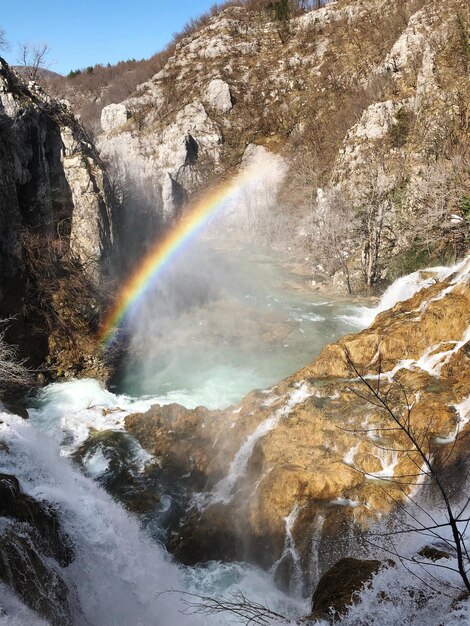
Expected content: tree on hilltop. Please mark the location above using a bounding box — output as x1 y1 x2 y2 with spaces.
17 41 51 82
0 27 7 51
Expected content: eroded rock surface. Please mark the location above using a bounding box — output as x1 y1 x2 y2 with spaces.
0 58 115 379
123 257 470 590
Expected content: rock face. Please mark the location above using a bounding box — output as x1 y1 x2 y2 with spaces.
93 0 469 288
0 473 76 625
204 78 232 113
0 59 113 278
100 103 129 132
123 256 470 592
310 557 384 622
0 58 115 379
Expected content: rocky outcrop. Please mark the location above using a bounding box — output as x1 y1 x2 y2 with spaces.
93 0 469 289
0 58 115 379
310 557 385 622
72 430 162 514
99 97 223 228
0 58 113 278
0 473 76 625
204 78 232 113
122 256 470 591
100 103 129 133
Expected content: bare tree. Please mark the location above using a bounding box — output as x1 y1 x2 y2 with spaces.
17 42 51 82
0 27 7 51
306 188 359 294
342 349 470 593
0 320 32 394
353 169 396 291
404 151 470 261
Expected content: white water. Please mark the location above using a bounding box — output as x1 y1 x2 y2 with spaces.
6 252 470 624
270 503 303 595
0 411 306 625
0 584 49 626
209 383 311 505
375 256 470 316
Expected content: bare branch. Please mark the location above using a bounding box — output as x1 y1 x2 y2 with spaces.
340 347 470 592
16 41 51 82
158 589 287 625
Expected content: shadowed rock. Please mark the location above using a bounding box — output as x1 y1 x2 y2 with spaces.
0 474 76 625
310 557 384 622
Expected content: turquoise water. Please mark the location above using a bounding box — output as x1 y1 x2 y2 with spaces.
118 240 370 408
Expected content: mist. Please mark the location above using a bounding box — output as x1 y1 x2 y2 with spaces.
110 149 369 408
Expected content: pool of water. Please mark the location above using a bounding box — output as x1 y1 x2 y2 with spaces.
116 239 371 408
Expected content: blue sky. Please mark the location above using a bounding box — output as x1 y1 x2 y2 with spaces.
1 1 220 75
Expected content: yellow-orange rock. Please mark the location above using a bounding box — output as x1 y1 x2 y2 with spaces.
124 256 470 583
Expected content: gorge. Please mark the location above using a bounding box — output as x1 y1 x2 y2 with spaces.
0 0 469 624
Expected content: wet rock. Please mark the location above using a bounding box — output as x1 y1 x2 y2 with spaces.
0 474 76 625
124 488 161 514
2 393 30 419
0 474 74 566
417 546 451 562
122 258 470 585
170 503 242 565
310 557 383 622
125 403 213 485
73 430 162 514
0 528 73 626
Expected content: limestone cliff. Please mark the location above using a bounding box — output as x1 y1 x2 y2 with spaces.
0 58 115 380
93 0 469 291
123 255 470 592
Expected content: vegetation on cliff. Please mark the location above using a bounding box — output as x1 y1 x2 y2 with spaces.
90 0 470 293
0 58 116 381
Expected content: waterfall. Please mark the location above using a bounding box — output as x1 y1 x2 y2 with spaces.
0 411 305 625
0 412 191 626
209 384 311 505
270 504 303 595
375 255 470 317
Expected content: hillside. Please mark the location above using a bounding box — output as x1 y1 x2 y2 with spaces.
77 0 469 294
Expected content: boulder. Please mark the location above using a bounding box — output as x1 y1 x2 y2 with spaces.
417 546 451 562
310 557 383 622
204 78 233 113
100 103 129 132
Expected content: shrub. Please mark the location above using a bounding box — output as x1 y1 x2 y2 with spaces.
460 195 470 220
389 108 414 148
0 322 31 395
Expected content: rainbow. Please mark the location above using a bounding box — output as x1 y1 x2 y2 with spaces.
99 169 258 347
